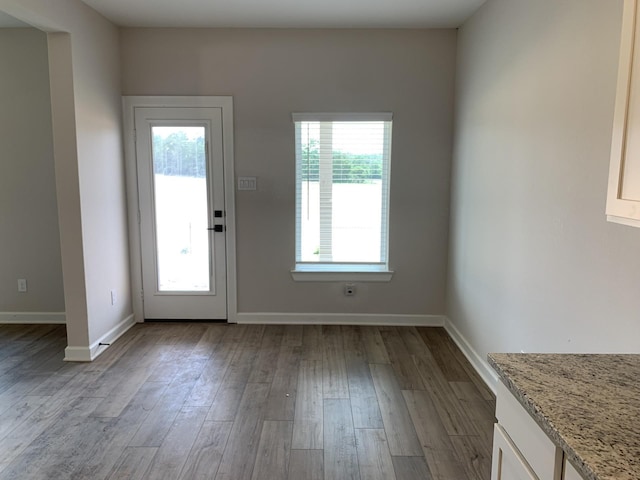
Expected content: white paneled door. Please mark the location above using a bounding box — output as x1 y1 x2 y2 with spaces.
135 107 227 319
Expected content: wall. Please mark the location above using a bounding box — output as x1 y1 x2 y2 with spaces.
0 28 64 315
0 0 131 355
121 28 457 316
448 0 640 376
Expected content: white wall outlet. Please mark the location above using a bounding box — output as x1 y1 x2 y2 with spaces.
110 289 117 306
237 176 257 191
344 283 356 296
17 279 27 293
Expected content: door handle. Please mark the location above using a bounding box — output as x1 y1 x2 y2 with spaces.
207 225 225 232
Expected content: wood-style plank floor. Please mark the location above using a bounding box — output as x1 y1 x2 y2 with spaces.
0 323 495 479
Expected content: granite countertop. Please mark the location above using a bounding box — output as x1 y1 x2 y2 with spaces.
488 353 640 480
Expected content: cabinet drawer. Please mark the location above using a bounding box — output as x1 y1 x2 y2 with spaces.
496 381 563 480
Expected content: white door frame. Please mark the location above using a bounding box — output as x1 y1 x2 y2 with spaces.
122 96 237 323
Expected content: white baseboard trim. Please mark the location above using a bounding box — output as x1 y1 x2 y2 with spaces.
0 312 66 324
236 312 446 326
63 346 92 362
64 313 136 362
444 316 498 394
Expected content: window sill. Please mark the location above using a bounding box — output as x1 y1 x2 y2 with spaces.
290 265 394 282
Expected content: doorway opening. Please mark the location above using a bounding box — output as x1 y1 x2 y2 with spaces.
123 97 237 322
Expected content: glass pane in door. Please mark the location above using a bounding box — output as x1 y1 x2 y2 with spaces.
151 126 210 292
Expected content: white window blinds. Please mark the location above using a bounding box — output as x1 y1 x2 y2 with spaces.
294 113 392 269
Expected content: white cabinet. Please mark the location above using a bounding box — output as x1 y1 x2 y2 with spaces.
607 0 640 227
563 460 583 480
491 381 584 480
491 424 538 480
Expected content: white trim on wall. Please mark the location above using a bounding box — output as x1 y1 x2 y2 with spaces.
236 312 446 326
122 96 238 324
444 316 499 394
290 270 394 282
63 346 92 362
0 312 66 324
64 313 136 362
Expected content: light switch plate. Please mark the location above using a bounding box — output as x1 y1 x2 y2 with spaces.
237 176 257 191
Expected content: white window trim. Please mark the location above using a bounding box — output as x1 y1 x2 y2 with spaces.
292 112 393 122
290 266 394 282
292 112 393 282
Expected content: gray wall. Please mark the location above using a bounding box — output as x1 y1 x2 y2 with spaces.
1 0 130 351
448 0 640 363
0 28 64 313
121 28 457 315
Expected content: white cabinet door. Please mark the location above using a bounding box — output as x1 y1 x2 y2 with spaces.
563 460 583 480
495 381 563 480
608 0 640 227
492 424 538 480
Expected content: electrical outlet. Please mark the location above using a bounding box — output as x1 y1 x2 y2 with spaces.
110 289 117 306
344 284 356 296
17 279 27 293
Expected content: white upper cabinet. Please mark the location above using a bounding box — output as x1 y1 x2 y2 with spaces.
608 0 640 227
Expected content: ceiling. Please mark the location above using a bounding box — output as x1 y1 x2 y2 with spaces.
0 11 30 28
79 0 486 28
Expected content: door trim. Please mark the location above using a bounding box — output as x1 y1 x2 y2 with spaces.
122 96 237 323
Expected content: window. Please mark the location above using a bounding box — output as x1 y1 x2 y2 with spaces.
292 113 393 281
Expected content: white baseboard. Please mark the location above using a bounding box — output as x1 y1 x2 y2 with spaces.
0 312 66 324
64 313 136 362
444 316 498 394
63 346 92 362
236 312 446 326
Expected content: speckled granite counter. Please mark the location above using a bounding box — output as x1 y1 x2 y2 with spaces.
488 354 640 480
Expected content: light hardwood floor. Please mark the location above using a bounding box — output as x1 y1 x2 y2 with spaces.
0 323 495 479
